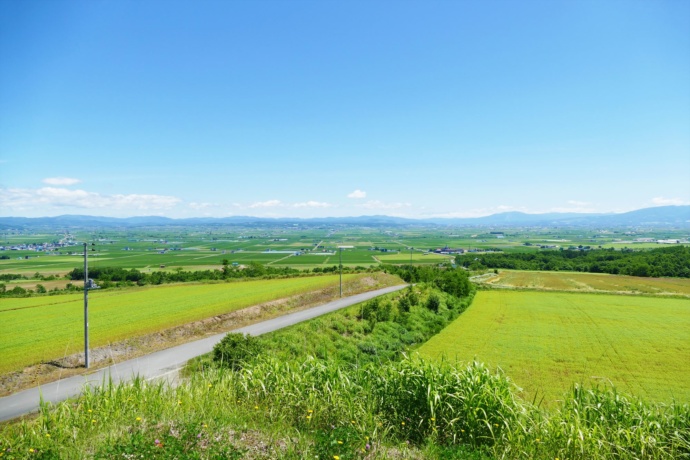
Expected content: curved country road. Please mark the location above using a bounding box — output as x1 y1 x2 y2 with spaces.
0 284 406 422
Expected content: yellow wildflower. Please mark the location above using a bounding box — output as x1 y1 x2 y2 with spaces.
29 449 34 453
136 417 142 422
337 440 343 444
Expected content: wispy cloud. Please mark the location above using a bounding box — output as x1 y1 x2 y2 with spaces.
650 197 689 206
293 200 332 208
567 200 590 207
0 187 181 211
188 202 215 209
248 199 283 208
347 189 366 199
42 177 82 186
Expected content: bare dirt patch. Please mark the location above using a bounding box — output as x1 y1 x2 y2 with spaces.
0 273 401 397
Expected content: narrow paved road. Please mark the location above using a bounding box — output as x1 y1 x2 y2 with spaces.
0 284 406 422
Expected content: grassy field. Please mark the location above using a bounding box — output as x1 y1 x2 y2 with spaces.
376 252 453 264
418 290 690 404
0 274 361 374
482 269 690 296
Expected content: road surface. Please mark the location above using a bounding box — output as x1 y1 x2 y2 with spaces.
0 284 406 422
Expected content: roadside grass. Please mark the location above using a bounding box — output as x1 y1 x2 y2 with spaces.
484 269 690 296
418 290 690 404
2 357 687 459
0 274 367 374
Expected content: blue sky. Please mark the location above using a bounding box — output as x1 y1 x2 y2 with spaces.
1 0 689 219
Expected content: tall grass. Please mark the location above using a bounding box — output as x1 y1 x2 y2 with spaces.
2 357 687 459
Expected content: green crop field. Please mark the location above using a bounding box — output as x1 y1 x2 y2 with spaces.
0 274 359 374
3 224 688 277
418 290 690 404
376 252 453 264
483 269 690 296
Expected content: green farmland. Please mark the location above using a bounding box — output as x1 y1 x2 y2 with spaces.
3 224 688 278
481 269 690 296
418 290 690 404
0 274 362 374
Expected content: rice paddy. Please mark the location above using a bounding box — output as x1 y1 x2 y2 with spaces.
418 290 690 404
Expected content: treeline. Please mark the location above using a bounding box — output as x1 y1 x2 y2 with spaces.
0 262 373 298
67 262 298 287
383 264 473 298
456 245 690 278
65 260 373 288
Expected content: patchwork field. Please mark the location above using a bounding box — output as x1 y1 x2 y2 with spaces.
376 252 453 264
0 274 363 374
418 290 690 404
482 269 690 296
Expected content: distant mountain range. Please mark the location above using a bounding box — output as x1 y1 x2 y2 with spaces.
1 206 689 228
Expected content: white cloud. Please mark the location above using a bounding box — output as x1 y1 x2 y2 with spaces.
42 177 82 186
650 197 689 206
0 187 181 212
495 205 525 212
359 200 411 210
347 189 366 199
188 202 215 209
567 200 590 207
248 199 283 208
293 201 332 208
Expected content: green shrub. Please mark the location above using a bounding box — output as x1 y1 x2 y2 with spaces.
426 293 441 313
212 333 262 370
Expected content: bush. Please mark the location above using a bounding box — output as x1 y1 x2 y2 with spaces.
212 333 263 370
426 293 441 313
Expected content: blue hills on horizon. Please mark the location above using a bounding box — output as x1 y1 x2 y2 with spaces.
1 206 689 228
